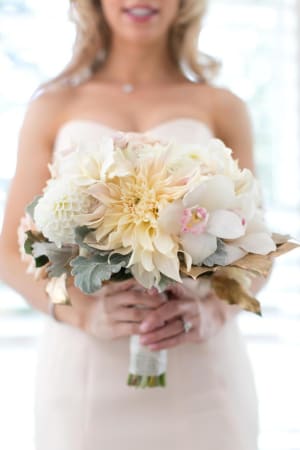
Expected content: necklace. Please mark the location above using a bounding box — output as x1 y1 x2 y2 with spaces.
122 83 135 94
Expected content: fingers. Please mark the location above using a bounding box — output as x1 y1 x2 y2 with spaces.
100 278 137 297
112 322 141 339
140 299 198 333
165 282 194 300
147 329 199 351
140 319 183 346
107 290 165 310
140 314 199 349
112 306 151 323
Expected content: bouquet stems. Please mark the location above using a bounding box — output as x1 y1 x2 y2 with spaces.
127 373 166 388
127 335 167 388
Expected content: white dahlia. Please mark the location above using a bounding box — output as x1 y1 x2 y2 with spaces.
34 179 96 247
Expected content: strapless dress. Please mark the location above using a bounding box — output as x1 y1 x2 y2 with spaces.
34 118 259 450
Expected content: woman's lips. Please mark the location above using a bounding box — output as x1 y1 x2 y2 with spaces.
122 5 159 23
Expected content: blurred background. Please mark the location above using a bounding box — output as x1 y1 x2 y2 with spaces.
0 0 299 449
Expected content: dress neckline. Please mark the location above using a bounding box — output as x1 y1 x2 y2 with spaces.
55 117 214 140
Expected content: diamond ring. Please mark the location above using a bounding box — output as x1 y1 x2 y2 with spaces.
181 318 193 334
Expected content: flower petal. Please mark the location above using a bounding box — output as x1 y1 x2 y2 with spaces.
136 225 154 251
183 175 236 210
179 250 193 271
131 264 158 289
140 250 155 271
153 252 181 282
153 230 175 254
234 232 276 255
181 232 217 265
246 213 270 233
158 200 184 234
207 210 246 239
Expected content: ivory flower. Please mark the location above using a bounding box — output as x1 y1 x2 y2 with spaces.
81 150 193 287
159 175 248 266
52 137 114 186
34 179 97 248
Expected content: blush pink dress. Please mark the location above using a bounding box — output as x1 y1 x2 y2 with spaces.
34 119 259 450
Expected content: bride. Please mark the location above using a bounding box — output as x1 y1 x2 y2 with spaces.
0 0 262 449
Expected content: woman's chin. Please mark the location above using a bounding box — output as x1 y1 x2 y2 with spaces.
115 29 167 46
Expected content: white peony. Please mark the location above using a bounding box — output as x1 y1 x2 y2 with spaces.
34 178 97 247
51 137 114 187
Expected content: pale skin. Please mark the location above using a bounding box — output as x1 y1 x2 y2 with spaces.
0 0 265 350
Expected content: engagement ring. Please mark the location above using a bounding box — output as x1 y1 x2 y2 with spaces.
181 318 193 334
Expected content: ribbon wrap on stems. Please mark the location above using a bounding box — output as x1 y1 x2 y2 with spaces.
128 335 168 388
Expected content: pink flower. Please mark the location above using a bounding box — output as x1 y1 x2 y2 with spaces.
180 207 209 235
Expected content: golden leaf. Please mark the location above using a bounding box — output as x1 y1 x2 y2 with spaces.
180 238 299 316
231 253 273 278
270 241 300 258
180 264 214 279
211 273 262 316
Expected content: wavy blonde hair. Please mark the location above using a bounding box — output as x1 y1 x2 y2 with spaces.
42 0 219 90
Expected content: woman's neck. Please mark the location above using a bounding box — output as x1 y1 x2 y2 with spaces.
96 36 184 85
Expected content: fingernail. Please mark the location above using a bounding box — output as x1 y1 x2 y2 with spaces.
140 322 150 332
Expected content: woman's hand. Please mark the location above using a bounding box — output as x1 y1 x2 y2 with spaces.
69 279 165 340
138 281 237 351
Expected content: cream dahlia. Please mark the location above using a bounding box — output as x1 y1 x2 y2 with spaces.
81 150 194 287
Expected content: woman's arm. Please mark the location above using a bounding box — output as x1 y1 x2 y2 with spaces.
0 91 82 325
0 91 165 337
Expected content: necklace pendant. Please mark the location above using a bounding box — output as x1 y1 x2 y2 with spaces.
122 83 134 94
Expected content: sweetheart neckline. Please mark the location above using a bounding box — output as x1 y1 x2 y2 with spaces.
55 117 214 140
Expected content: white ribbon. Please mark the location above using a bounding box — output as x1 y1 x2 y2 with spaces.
129 335 167 376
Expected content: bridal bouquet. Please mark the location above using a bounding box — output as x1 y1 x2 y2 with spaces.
20 133 298 388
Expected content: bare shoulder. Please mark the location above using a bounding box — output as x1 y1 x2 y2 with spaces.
210 86 249 120
198 84 254 171
21 85 75 147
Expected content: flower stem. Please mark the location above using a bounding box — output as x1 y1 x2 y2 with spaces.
127 373 166 388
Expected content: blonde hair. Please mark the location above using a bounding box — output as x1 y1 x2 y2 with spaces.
42 0 219 91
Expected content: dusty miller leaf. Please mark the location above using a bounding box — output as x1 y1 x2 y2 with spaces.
109 252 131 266
75 226 112 257
158 274 175 292
74 226 95 250
26 195 42 220
32 242 76 277
202 239 227 267
70 254 128 294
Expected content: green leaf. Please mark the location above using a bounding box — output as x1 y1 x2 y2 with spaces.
35 255 49 268
26 195 42 220
111 268 132 282
32 242 76 277
70 254 127 294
